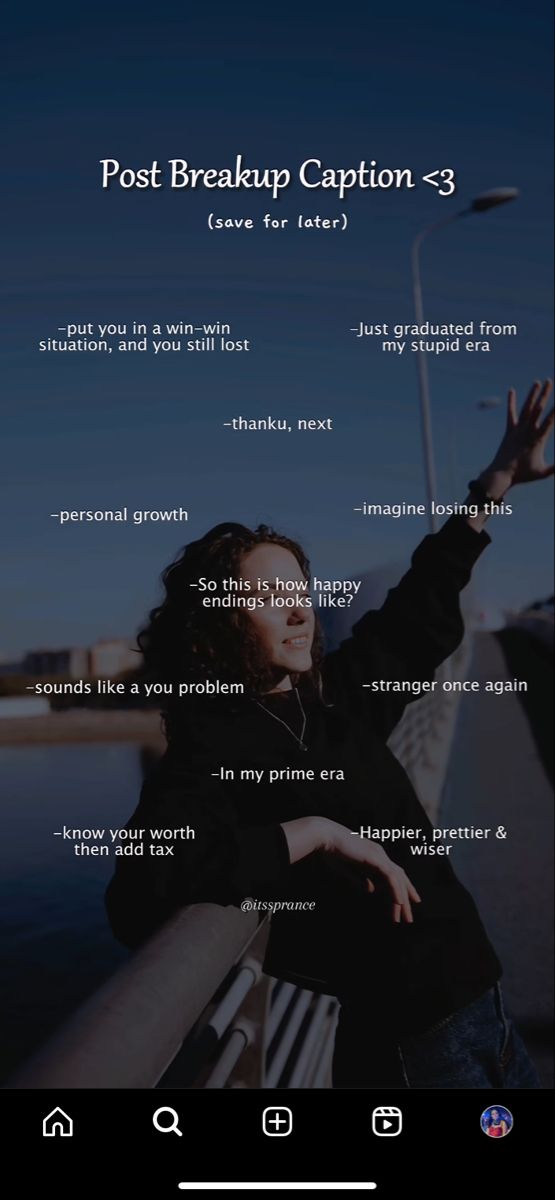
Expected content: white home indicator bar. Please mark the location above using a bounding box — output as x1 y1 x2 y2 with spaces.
178 1185 377 1191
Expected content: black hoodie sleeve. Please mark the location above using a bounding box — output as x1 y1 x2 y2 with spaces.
104 758 291 948
321 516 491 740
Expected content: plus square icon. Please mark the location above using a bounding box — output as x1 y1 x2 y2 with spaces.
262 1107 293 1137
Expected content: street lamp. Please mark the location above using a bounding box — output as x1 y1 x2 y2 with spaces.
411 188 519 532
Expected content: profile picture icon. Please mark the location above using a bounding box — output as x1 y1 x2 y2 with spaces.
481 1106 513 1138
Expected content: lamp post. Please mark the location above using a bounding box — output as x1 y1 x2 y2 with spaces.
411 188 519 532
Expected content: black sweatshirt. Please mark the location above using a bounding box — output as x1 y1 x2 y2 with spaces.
105 517 501 1035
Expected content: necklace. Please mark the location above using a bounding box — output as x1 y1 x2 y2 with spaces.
254 687 308 751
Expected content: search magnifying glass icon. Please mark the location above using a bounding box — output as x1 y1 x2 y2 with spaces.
153 1107 183 1137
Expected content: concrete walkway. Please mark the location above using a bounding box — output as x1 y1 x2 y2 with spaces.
441 632 554 1086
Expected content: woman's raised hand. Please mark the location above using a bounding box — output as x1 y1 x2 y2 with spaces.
480 379 554 496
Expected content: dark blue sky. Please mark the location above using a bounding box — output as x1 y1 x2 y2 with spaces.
2 0 553 656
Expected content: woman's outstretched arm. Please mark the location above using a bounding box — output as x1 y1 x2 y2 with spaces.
322 379 553 739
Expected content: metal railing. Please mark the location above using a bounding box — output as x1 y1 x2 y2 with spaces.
8 904 337 1090
9 904 259 1089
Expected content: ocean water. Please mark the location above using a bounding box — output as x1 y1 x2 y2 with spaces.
0 742 153 1083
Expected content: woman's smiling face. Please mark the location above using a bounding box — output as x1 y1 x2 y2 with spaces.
239 543 315 687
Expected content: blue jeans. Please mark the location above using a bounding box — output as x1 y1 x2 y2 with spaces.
332 984 542 1089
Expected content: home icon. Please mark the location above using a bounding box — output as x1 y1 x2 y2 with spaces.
43 1108 73 1137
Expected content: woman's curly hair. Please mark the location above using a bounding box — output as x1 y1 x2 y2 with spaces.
138 522 324 706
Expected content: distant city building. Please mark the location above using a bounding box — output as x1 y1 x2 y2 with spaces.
7 639 141 682
0 659 24 675
0 696 50 717
89 639 138 678
22 647 89 678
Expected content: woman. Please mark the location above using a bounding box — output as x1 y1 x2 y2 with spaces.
106 380 553 1088
485 1108 510 1137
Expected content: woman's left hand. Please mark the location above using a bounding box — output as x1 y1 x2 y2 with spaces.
480 378 553 498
